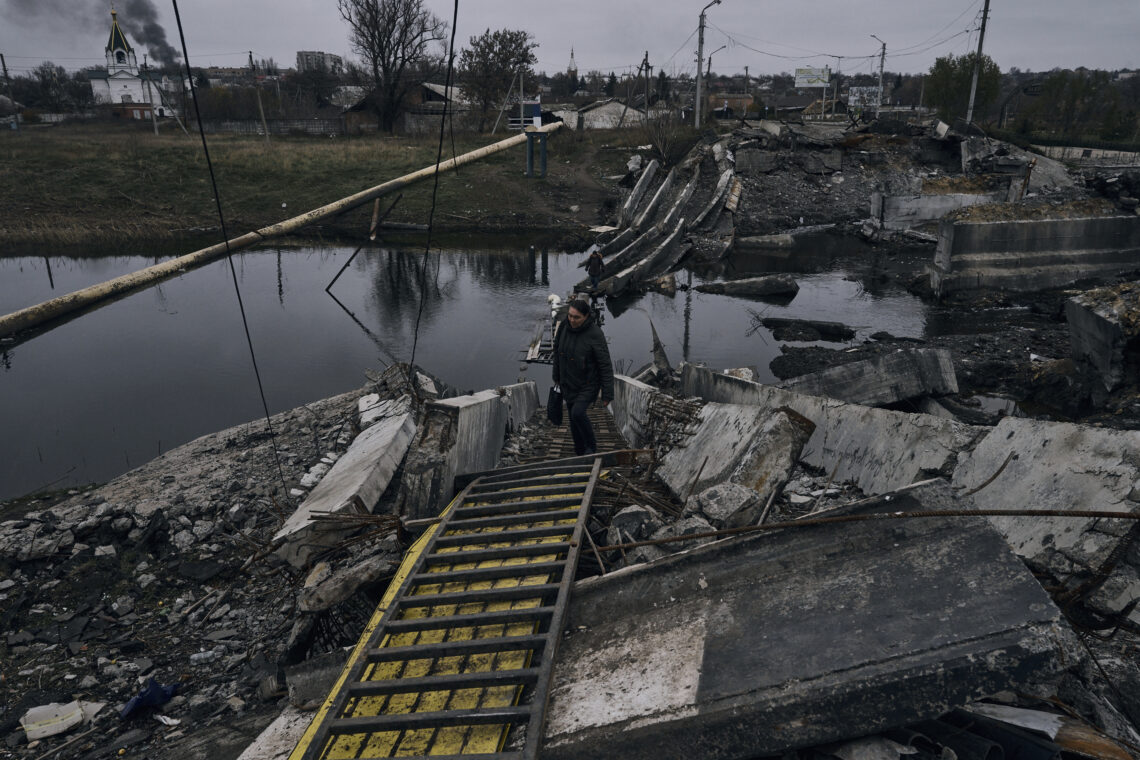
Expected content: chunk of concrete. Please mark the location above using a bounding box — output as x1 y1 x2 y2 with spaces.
951 416 1140 569
677 365 986 495
396 382 539 521
780 348 959 406
274 397 416 568
762 316 855 342
735 149 780 174
1066 281 1140 391
297 555 398 613
543 511 1064 759
654 404 814 506
694 274 799 298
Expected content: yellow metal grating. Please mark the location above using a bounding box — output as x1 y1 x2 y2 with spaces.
290 456 603 760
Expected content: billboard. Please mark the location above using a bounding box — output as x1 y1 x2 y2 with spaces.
847 86 880 108
794 67 830 88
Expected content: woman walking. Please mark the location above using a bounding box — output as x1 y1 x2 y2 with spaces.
552 299 615 456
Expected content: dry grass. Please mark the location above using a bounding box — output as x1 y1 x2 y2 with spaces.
0 122 628 247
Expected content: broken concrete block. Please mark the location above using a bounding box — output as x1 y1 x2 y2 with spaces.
692 482 761 526
679 364 986 495
396 382 539 521
619 158 660 228
780 348 959 406
610 375 657 448
654 404 813 508
762 316 855 342
297 555 398 613
727 408 815 526
1066 282 1140 391
694 274 799 298
605 505 665 546
543 511 1064 760
952 416 1140 570
648 515 715 553
734 148 780 174
274 397 416 568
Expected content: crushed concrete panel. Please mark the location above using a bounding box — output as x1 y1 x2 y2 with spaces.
397 382 538 521
543 513 1064 760
611 375 656 448
1066 282 1140 392
780 348 958 406
951 416 1140 568
679 364 985 495
235 706 313 760
872 191 1005 230
274 398 416 568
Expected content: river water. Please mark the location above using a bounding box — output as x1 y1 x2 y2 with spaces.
0 238 928 501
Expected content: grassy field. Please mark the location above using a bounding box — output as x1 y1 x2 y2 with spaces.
0 120 661 249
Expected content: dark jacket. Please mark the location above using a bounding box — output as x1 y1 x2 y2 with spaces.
552 314 614 405
586 252 605 277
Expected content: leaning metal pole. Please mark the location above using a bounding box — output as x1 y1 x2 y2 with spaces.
0 122 564 341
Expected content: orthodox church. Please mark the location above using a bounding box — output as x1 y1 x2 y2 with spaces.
87 9 167 117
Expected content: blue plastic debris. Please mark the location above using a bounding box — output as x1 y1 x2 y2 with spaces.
120 678 180 720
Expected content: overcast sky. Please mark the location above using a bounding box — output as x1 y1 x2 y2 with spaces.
2 0 1137 80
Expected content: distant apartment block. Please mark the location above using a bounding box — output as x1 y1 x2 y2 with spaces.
296 51 344 75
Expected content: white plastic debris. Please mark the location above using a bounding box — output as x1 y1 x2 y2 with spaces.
20 701 105 741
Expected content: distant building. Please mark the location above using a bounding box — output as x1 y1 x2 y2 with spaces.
554 99 646 130
87 9 167 118
296 51 344 75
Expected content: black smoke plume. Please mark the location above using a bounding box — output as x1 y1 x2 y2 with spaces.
114 0 181 70
4 0 181 70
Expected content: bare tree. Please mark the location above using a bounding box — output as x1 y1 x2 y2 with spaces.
337 0 446 132
458 28 537 132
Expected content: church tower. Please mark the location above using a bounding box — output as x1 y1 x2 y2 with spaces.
567 47 578 79
105 9 138 75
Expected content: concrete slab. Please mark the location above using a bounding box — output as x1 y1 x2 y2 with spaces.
951 416 1140 568
780 348 958 406
931 215 1140 296
633 166 676 232
694 274 799 297
543 512 1064 759
274 397 416 568
871 191 1005 230
679 364 986 495
1066 282 1140 391
619 158 660 228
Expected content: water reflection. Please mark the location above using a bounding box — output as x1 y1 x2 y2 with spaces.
0 238 929 501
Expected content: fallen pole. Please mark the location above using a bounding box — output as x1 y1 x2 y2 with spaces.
0 122 564 341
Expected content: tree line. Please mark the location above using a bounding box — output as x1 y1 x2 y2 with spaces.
6 0 1137 146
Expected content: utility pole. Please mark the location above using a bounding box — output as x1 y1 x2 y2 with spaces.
251 51 269 143
829 56 842 119
871 35 886 119
142 56 159 136
643 51 650 124
695 0 721 129
1 53 18 133
965 0 992 125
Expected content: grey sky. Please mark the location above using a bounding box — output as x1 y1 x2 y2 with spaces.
1 0 1136 79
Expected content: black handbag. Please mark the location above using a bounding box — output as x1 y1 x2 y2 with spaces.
546 385 563 425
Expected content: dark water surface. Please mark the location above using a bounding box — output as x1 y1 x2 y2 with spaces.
0 239 927 501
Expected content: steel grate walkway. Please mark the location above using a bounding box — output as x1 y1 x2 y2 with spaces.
290 456 603 760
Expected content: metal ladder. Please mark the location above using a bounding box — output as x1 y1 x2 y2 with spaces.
294 455 602 760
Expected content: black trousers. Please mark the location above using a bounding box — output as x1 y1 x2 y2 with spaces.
568 400 597 456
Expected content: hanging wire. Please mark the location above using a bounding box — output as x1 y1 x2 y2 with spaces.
170 0 293 504
407 0 459 379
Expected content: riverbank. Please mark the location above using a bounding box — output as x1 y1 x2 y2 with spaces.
0 122 649 248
